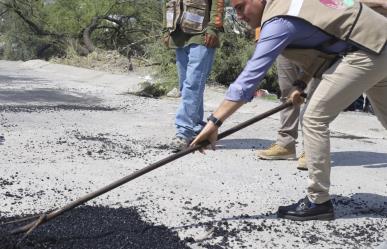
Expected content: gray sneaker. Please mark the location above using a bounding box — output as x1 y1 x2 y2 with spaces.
170 136 190 152
0 135 4 145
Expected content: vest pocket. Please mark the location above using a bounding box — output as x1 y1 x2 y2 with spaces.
180 0 208 34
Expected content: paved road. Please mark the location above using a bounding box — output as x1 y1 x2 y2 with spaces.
1 60 387 249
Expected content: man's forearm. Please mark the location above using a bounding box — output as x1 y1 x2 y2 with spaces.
212 100 245 122
209 0 225 31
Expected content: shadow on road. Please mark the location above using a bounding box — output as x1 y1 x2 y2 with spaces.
214 142 387 169
0 74 47 83
332 151 387 168
0 88 101 105
333 193 387 219
217 138 273 150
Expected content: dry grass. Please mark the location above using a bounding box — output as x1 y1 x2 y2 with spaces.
50 48 135 75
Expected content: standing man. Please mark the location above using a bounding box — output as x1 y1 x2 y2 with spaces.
163 0 225 151
191 0 387 221
256 54 319 170
254 28 308 167
254 27 313 170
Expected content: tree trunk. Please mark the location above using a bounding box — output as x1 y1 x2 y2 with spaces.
82 16 100 54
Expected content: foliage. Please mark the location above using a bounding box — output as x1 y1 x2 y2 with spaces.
260 64 279 96
0 0 162 60
0 0 279 95
210 32 255 85
211 33 278 95
0 15 35 60
142 38 178 93
139 3 279 95
43 0 115 34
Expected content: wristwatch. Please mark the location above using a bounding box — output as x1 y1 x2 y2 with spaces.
207 114 223 127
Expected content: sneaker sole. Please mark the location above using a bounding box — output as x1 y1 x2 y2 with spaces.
278 212 335 221
296 165 308 171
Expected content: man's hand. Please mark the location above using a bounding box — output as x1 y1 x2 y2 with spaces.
204 33 219 48
191 99 244 153
190 122 219 153
289 90 305 106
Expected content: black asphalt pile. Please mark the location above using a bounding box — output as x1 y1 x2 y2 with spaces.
0 206 189 249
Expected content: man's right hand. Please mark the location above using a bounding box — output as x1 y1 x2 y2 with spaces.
204 33 219 48
289 90 306 106
162 34 170 47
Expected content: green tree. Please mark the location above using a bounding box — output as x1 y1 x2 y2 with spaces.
0 0 163 60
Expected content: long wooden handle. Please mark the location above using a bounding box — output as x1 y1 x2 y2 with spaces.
10 101 293 235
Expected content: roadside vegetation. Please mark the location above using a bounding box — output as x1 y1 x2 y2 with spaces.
0 0 279 96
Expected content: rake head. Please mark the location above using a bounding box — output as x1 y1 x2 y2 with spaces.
0 213 47 248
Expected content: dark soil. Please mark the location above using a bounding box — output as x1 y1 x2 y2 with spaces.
0 206 189 249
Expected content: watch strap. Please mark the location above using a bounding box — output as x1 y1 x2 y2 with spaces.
207 114 222 127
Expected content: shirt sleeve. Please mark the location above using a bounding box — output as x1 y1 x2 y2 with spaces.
225 18 297 102
207 0 225 37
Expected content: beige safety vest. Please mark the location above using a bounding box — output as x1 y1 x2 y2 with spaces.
281 49 337 81
262 0 387 55
165 0 211 34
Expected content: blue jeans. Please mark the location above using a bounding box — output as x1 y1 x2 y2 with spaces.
175 44 215 140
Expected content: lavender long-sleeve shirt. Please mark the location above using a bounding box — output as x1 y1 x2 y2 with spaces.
225 17 353 102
